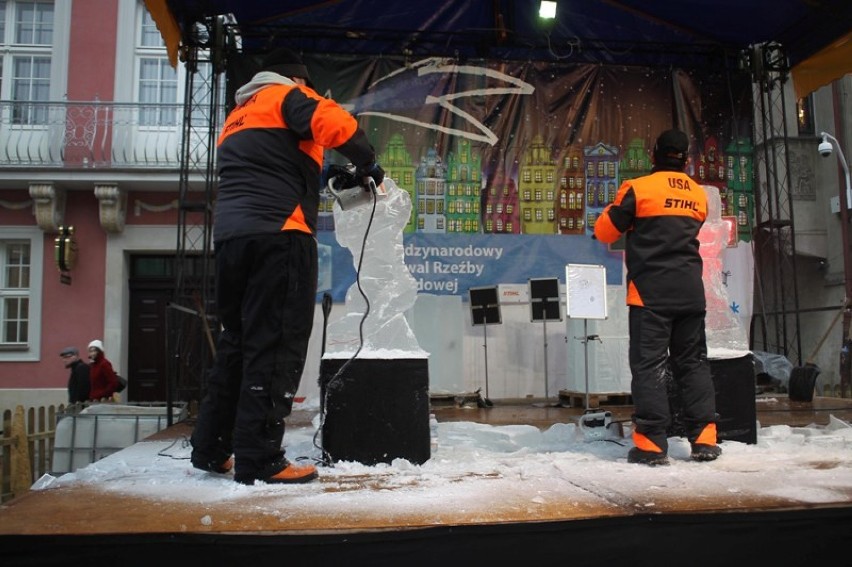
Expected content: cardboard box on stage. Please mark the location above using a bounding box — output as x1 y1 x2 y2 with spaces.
319 357 430 465
669 353 757 444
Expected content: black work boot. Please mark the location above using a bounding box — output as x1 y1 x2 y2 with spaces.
627 447 669 466
690 443 722 461
191 453 234 474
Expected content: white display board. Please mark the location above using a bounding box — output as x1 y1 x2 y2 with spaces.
565 264 607 320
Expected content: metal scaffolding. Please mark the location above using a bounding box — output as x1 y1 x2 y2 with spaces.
747 42 803 366
166 16 228 416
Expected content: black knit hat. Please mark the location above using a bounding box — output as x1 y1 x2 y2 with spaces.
261 47 312 84
654 129 689 161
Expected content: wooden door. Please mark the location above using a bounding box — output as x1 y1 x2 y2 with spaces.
127 254 216 404
127 285 171 402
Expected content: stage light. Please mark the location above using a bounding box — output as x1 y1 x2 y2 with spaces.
539 1 557 20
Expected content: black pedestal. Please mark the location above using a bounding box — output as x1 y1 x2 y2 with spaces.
669 353 757 444
319 357 430 465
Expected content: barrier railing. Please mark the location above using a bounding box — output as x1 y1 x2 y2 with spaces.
0 402 188 503
0 100 221 169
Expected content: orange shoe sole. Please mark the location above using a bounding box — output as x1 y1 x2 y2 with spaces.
265 463 318 484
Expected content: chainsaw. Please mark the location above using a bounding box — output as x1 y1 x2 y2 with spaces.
326 163 387 210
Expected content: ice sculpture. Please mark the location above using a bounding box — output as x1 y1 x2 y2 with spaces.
698 185 749 355
324 177 425 357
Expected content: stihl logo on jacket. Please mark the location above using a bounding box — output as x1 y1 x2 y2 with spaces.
664 198 700 211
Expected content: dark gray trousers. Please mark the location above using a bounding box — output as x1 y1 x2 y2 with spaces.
628 306 716 453
191 231 317 478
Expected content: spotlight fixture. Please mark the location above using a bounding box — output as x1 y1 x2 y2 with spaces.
539 1 557 20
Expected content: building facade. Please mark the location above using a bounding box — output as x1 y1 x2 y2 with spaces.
0 0 208 411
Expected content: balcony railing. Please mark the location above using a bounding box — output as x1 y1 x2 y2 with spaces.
0 100 220 169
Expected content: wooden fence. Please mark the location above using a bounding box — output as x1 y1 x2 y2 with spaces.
0 403 67 503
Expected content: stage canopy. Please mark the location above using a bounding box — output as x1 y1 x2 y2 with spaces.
146 0 851 97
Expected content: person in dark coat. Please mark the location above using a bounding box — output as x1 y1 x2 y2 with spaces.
60 346 90 404
593 128 721 466
190 47 384 486
86 339 119 401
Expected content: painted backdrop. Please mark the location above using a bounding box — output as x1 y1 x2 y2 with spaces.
227 53 755 328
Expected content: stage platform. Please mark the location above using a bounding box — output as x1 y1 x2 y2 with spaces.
1 395 852 566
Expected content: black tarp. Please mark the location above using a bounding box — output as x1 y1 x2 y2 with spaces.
161 0 852 69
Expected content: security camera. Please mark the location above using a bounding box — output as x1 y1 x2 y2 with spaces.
818 140 833 157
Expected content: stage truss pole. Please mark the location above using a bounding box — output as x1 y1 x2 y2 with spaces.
542 316 549 399
482 323 489 400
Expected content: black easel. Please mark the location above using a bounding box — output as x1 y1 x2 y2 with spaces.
580 320 602 411
566 263 611 439
469 286 501 406
529 278 562 400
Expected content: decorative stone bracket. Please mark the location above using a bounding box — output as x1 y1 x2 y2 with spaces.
10 183 128 234
28 182 65 232
94 183 127 233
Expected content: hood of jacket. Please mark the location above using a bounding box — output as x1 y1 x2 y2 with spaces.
235 71 300 106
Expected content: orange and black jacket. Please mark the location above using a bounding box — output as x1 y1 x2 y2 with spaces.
214 83 375 243
593 169 707 312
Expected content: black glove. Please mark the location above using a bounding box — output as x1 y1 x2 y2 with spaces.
356 162 385 189
327 164 358 190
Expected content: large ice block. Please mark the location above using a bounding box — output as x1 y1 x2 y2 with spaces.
699 185 749 355
325 177 426 357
